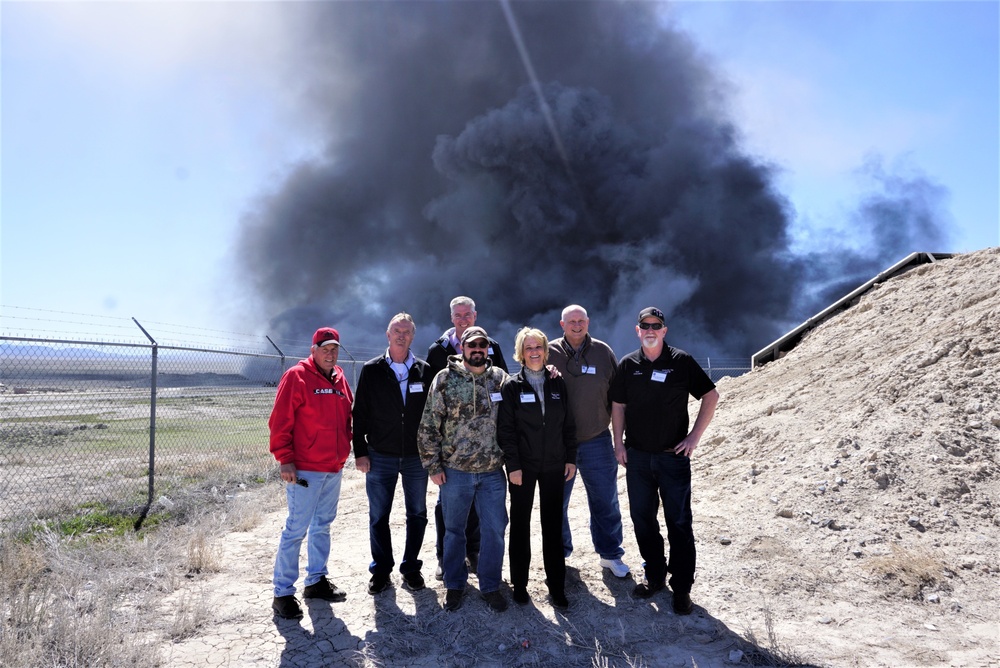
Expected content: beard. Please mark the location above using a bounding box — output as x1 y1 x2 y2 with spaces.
641 336 660 349
465 352 487 368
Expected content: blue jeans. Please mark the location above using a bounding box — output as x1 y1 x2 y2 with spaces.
367 451 428 577
439 467 508 593
625 449 695 594
562 430 625 559
273 470 343 597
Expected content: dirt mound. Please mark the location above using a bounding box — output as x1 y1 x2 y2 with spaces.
159 248 999 667
697 246 999 665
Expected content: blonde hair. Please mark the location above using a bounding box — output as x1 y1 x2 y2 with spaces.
513 327 549 365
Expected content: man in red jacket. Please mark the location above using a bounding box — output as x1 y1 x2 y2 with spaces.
269 327 354 620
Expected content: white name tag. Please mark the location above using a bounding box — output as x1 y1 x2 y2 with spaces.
651 371 668 383
519 393 536 403
409 383 424 393
581 365 597 375
490 392 503 402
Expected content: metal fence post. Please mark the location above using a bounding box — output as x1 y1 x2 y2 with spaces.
132 318 158 530
266 336 286 374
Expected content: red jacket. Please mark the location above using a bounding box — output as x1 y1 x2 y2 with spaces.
269 356 353 473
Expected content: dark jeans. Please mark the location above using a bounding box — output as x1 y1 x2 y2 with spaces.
562 430 625 559
510 469 566 596
625 449 695 594
366 451 428 577
435 494 480 560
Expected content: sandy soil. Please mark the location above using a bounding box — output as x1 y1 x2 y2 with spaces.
157 248 999 668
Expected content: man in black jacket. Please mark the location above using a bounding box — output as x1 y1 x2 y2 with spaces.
426 296 508 376
353 313 433 594
426 296 509 579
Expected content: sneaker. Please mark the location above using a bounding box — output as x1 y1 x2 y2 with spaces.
444 588 464 612
272 595 303 619
512 586 530 605
435 563 444 581
599 557 631 578
303 577 347 602
466 552 479 575
481 590 508 612
550 591 570 609
632 580 665 599
403 571 426 591
367 574 390 595
672 591 694 615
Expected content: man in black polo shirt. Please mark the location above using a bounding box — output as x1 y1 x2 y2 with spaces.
610 307 719 615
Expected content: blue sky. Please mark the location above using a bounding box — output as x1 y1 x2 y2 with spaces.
2 1 997 348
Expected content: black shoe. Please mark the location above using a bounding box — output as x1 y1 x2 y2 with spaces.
368 574 390 595
272 595 303 619
550 591 569 609
466 553 479 575
633 580 665 599
303 577 347 602
444 588 464 612
482 590 508 612
512 586 530 605
403 571 426 591
672 591 694 615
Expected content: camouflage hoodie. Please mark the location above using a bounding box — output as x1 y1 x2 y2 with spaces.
417 354 508 476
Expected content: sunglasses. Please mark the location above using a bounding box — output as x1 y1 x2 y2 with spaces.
638 322 664 330
464 340 489 349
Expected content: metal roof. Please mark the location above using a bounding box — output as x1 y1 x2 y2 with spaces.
751 252 955 368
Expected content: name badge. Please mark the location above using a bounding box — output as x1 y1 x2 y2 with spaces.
581 365 597 375
409 383 424 393
651 371 667 383
490 392 503 402
519 393 536 403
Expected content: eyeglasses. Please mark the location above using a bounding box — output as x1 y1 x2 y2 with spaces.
638 322 664 330
464 340 489 349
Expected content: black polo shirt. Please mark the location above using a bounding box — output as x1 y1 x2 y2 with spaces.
609 345 715 453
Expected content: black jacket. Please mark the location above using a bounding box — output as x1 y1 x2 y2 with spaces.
426 334 509 377
497 369 577 474
352 354 433 458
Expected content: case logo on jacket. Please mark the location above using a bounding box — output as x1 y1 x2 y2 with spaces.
314 388 347 398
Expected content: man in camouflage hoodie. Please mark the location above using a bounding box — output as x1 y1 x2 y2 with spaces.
418 326 510 613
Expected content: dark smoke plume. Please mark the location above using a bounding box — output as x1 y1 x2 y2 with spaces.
237 1 950 360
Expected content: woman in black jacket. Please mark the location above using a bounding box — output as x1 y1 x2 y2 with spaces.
498 327 577 609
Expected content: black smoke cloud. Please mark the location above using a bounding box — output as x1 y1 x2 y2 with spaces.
237 1 950 361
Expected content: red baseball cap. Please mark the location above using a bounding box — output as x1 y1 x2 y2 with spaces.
312 327 341 347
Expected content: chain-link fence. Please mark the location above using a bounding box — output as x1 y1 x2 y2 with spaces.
702 358 751 384
0 335 373 526
0 332 747 526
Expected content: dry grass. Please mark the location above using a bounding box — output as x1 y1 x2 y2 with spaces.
739 600 811 668
185 526 222 575
168 589 212 641
0 479 276 668
865 544 949 600
0 528 152 667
